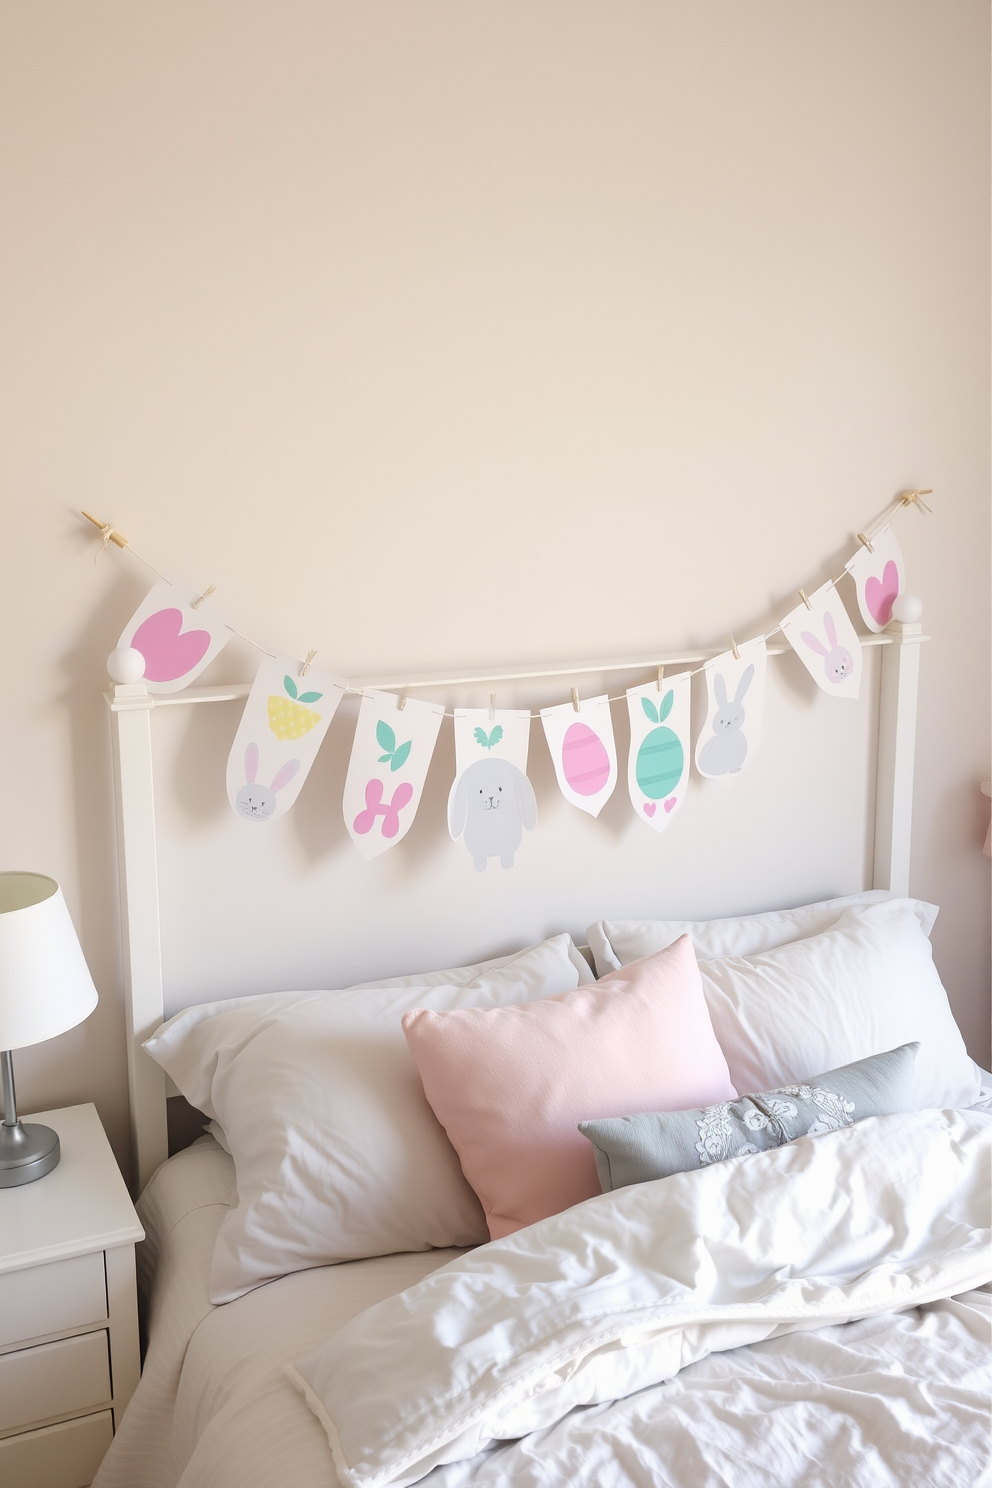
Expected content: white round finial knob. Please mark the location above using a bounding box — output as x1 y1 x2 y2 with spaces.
107 646 146 683
890 593 923 624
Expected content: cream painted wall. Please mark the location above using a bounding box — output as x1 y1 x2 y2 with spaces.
1 1 988 1181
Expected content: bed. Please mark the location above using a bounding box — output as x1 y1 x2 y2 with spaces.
91 620 992 1488
96 1109 992 1488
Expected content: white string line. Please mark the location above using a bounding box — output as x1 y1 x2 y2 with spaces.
355 495 919 718
84 493 925 717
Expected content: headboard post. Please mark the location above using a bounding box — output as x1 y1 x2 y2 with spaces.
872 619 923 896
109 682 169 1195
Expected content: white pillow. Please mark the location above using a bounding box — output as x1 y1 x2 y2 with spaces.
586 891 937 975
145 935 589 1303
350 937 594 991
697 900 979 1110
195 938 591 1152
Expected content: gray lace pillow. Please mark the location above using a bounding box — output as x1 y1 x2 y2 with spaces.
580 1042 919 1193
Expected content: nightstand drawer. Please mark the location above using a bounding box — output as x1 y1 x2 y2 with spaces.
0 1409 114 1488
0 1252 107 1350
0 1331 111 1435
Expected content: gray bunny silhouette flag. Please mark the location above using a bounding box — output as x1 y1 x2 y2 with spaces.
447 709 536 871
695 638 766 779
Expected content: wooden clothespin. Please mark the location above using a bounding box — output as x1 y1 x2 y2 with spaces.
900 489 933 513
856 533 874 554
298 648 317 677
656 665 664 692
489 694 496 722
190 585 217 611
398 687 408 711
798 589 812 610
728 634 740 661
571 688 581 712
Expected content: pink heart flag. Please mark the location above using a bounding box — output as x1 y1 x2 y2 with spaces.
663 796 677 813
132 608 211 682
865 561 899 627
643 802 656 818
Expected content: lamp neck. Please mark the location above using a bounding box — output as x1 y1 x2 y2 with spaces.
1 1051 17 1128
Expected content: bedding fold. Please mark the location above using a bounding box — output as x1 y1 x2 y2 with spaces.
288 1108 992 1488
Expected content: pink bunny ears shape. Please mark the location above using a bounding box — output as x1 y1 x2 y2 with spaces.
801 611 838 656
243 743 300 793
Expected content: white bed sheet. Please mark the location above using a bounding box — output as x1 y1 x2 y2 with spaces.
94 1107 992 1488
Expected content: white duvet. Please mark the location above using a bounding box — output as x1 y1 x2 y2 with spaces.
95 1109 992 1488
289 1109 992 1488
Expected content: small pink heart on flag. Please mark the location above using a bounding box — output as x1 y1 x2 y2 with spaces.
865 561 899 626
643 802 656 818
663 796 677 813
131 608 211 682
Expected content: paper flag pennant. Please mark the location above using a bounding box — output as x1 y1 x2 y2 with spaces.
780 583 863 700
226 655 345 822
626 673 690 833
447 709 536 871
540 695 617 817
694 637 767 779
118 579 232 694
845 526 906 633
343 691 445 860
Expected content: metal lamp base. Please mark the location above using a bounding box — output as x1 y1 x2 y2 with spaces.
0 1120 61 1187
0 1049 61 1185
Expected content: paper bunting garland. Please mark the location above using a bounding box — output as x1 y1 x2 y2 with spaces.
343 691 445 860
780 584 863 700
226 655 345 822
447 709 536 871
118 578 232 694
98 492 922 852
845 527 906 633
626 674 690 833
540 695 617 817
695 638 767 779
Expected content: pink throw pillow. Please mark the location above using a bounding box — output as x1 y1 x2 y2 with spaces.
402 936 736 1239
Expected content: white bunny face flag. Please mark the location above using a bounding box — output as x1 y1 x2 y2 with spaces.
226 656 345 822
695 638 767 779
540 695 617 817
780 584 863 700
119 579 232 694
845 527 906 633
447 709 536 871
343 691 445 860
626 673 690 833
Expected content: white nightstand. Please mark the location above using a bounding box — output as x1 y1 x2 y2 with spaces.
0 1103 144 1488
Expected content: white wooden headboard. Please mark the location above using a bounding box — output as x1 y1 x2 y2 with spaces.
108 622 924 1194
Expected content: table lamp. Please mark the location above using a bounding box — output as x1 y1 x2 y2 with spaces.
0 873 98 1186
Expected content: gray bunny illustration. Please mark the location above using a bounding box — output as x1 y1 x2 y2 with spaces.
236 743 300 821
698 664 753 776
448 757 537 871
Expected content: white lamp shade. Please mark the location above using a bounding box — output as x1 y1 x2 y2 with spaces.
0 874 98 1051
